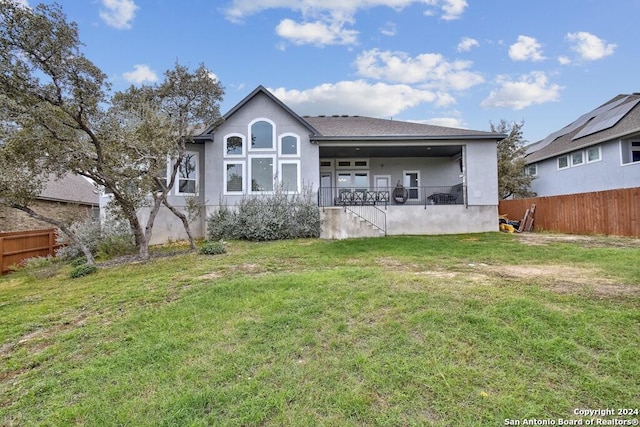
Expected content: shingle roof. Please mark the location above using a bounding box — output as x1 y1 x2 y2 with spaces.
526 93 640 163
39 174 99 206
304 115 503 139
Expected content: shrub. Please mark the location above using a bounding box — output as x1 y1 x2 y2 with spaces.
207 186 321 241
70 263 98 278
199 240 227 255
57 219 136 260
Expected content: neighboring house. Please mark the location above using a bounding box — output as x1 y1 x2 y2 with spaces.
525 93 640 197
0 173 99 232
137 85 504 242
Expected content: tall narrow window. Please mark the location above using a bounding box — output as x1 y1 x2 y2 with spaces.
632 142 640 163
224 162 244 194
177 152 198 195
250 157 274 192
250 120 274 150
279 161 300 193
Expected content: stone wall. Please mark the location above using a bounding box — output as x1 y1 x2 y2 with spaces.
0 200 94 232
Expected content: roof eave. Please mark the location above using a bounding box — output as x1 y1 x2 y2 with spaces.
312 134 506 142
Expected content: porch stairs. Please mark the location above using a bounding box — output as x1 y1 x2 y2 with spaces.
320 205 386 239
345 205 386 236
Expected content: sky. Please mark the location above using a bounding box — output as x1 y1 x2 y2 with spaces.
15 0 640 144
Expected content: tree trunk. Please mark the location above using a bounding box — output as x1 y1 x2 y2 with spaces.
162 199 197 250
11 204 96 265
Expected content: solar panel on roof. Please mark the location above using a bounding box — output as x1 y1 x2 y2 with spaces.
572 97 640 140
532 96 629 151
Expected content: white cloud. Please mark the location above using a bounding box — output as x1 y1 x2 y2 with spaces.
354 48 484 91
224 1 467 45
457 37 479 52
481 71 563 110
437 0 468 20
566 32 616 61
269 80 450 117
414 117 466 128
557 56 571 65
380 22 397 37
99 0 138 30
276 18 358 46
122 64 158 84
509 35 545 62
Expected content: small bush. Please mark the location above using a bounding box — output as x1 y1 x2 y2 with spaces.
57 219 136 260
69 257 88 267
70 263 98 278
199 240 227 255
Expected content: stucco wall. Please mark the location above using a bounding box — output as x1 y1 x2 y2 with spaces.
205 91 320 209
320 205 498 239
465 141 499 206
530 140 640 196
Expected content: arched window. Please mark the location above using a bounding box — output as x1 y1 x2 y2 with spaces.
224 134 245 156
279 134 299 156
249 119 275 150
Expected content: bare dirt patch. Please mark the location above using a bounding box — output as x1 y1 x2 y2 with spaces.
516 233 640 248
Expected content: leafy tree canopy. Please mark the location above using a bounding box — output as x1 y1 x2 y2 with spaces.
491 119 536 200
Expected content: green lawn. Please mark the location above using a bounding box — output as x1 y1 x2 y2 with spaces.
1 233 639 426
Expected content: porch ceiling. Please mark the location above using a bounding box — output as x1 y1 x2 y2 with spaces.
319 145 462 158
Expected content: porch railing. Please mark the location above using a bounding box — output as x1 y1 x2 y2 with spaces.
345 204 387 236
318 184 466 208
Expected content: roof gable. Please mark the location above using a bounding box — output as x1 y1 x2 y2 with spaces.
203 85 317 136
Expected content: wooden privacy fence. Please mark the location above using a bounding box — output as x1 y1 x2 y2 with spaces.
498 187 640 237
0 228 63 276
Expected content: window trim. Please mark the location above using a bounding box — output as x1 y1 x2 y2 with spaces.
586 146 601 163
223 160 246 195
223 133 246 157
279 133 300 157
249 154 276 193
248 118 276 152
525 164 538 176
557 155 569 170
631 141 640 164
570 151 584 167
176 151 199 196
278 160 301 193
335 158 370 169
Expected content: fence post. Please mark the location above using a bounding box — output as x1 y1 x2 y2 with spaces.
50 229 57 257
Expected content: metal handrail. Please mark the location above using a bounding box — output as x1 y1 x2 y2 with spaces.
345 204 387 236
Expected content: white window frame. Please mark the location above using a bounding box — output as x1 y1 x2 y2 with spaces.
557 155 569 170
249 154 276 193
176 151 199 196
279 133 300 157
278 160 301 193
586 146 601 163
335 159 369 169
570 151 584 167
223 161 246 195
248 118 276 152
525 164 537 176
631 141 640 164
223 133 245 157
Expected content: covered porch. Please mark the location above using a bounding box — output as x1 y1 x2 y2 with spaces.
317 141 467 208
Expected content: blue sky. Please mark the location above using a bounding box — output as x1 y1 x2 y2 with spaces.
17 0 640 143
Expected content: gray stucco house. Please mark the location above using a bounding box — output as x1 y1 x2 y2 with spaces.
525 93 640 197
144 85 504 242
